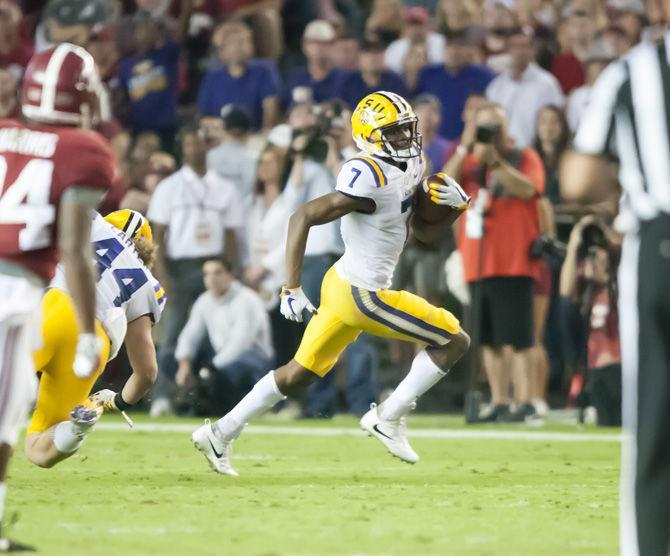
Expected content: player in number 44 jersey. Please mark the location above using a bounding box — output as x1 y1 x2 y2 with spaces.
24 210 165 469
0 44 114 551
192 91 471 476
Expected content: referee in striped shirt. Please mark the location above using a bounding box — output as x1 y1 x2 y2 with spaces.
561 4 670 554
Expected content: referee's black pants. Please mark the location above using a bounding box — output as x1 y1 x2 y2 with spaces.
621 213 670 556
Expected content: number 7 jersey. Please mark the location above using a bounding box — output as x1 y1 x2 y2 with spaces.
0 119 114 283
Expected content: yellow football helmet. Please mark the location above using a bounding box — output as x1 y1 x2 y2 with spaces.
104 209 153 244
351 91 421 161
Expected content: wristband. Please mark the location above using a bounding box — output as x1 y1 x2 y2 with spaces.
114 391 133 411
456 144 468 157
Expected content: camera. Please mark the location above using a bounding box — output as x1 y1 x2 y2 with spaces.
292 101 346 162
530 234 567 262
475 124 502 144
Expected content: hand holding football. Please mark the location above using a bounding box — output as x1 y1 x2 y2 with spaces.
414 173 470 225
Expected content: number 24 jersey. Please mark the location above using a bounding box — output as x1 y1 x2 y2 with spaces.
0 119 114 283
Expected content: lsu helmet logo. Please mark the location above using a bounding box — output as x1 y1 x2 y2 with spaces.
351 91 422 161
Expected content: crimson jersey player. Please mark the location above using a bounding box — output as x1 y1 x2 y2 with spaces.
0 43 113 552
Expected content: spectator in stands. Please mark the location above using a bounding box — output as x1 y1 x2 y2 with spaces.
481 0 518 73
283 20 345 106
245 144 301 367
341 37 407 110
533 106 571 207
565 37 615 132
216 0 284 60
412 93 451 173
443 93 488 161
365 0 403 46
384 7 445 75
197 20 280 132
445 102 545 422
486 27 564 148
415 29 495 141
175 257 274 409
126 131 161 192
332 34 360 71
560 215 622 426
117 13 181 151
206 105 256 204
87 23 119 85
550 7 594 95
198 115 225 152
0 68 19 119
0 1 33 76
148 125 243 416
120 151 176 215
606 0 646 47
434 0 480 34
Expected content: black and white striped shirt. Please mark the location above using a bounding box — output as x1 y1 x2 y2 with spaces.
574 31 670 222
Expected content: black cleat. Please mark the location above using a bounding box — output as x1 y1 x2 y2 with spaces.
476 403 510 423
498 402 537 423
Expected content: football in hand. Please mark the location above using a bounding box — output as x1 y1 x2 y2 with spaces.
414 172 469 225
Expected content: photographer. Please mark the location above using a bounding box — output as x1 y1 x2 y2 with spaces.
559 215 621 427
447 102 545 422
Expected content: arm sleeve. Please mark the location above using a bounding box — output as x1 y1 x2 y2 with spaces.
520 149 546 195
335 158 385 207
573 61 628 157
174 296 208 361
146 179 172 225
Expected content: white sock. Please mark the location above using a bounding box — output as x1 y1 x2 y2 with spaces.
381 350 447 421
53 421 86 454
215 371 286 441
0 482 5 524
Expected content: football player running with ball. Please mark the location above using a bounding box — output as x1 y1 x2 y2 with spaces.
192 91 471 476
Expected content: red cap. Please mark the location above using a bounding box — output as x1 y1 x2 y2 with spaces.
404 7 430 24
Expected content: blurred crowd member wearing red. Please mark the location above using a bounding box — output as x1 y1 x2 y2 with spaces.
445 102 545 422
0 0 33 76
560 215 621 426
550 6 594 94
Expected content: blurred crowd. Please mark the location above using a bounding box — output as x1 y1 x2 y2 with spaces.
2 0 656 424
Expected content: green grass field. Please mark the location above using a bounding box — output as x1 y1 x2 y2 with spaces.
7 415 620 556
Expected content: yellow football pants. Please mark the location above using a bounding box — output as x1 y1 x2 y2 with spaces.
27 289 110 435
294 267 460 376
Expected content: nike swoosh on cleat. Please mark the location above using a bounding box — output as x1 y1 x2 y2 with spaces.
208 438 224 458
372 424 393 440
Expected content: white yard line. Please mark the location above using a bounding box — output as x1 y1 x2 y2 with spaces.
95 422 622 443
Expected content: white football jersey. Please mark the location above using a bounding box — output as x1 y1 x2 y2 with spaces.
334 151 426 290
50 213 165 357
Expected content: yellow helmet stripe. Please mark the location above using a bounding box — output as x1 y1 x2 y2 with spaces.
352 156 387 188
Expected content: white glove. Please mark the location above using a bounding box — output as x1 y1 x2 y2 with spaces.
90 389 117 411
280 286 317 323
73 333 101 378
424 174 471 208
